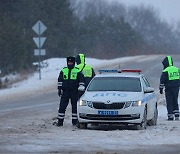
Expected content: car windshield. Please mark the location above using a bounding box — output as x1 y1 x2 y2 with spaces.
87 77 141 92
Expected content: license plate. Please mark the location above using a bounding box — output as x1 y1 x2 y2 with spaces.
98 110 118 115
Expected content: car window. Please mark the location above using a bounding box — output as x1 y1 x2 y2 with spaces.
141 78 147 90
142 76 150 87
87 77 141 92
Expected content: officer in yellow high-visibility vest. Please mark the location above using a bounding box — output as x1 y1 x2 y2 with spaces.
75 53 95 88
159 56 180 120
57 56 85 126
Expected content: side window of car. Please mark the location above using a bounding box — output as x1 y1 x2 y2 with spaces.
142 76 150 87
141 77 147 90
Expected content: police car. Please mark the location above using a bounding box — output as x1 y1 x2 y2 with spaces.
77 69 158 129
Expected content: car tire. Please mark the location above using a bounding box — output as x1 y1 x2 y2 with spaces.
148 104 158 126
135 107 147 130
77 122 87 129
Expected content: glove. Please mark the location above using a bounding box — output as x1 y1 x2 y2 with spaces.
78 85 85 91
159 89 163 94
58 90 63 97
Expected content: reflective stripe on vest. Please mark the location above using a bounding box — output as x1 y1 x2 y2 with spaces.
62 67 78 80
163 66 180 80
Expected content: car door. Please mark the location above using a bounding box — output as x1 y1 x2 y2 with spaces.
141 76 156 120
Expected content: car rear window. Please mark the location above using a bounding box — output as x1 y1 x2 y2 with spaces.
87 77 141 92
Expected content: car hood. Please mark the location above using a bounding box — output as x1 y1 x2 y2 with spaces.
81 91 143 102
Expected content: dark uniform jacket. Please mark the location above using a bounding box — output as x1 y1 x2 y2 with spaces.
58 67 84 91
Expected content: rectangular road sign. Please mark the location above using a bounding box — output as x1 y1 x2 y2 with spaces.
34 49 46 56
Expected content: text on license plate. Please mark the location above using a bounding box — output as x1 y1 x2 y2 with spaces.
98 110 118 115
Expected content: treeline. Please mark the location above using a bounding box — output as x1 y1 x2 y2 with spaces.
71 0 180 55
0 0 180 75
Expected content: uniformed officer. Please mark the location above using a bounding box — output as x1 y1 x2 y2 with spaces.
159 56 180 120
75 53 95 89
57 56 85 126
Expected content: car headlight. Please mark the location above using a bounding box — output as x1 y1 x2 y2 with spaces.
87 101 93 108
132 100 142 106
124 101 132 108
79 100 87 106
124 101 142 108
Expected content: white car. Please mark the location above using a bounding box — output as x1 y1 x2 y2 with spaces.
77 69 158 129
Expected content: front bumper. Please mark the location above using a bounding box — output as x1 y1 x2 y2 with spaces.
77 105 145 124
79 113 140 121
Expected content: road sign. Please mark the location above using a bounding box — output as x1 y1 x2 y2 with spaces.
32 21 47 35
34 49 46 56
33 37 46 48
32 21 47 80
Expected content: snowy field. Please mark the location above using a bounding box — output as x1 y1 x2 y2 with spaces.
0 55 146 101
0 55 180 153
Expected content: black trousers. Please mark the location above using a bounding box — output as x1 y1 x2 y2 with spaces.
58 90 79 125
165 87 179 119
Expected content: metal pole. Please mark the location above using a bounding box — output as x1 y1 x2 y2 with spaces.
39 46 41 80
38 22 41 80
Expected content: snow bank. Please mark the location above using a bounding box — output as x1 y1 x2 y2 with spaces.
0 55 145 101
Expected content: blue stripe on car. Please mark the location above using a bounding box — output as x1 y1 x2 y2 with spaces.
93 92 127 97
141 92 155 103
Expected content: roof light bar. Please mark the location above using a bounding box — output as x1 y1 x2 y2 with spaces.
120 69 142 73
98 69 118 73
98 69 142 74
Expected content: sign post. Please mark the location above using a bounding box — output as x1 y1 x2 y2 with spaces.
32 21 47 80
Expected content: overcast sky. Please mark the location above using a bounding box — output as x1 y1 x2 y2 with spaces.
114 0 180 24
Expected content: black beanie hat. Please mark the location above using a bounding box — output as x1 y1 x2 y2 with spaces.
67 56 75 69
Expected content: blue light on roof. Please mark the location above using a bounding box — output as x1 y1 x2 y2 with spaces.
98 69 118 73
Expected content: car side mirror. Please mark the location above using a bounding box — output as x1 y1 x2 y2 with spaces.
144 87 154 93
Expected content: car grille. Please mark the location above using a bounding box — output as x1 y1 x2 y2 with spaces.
92 102 125 109
79 114 140 121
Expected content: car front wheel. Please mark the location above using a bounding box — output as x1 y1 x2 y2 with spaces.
148 104 158 126
77 122 87 129
135 107 147 130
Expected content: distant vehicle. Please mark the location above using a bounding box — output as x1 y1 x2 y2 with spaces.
77 69 158 129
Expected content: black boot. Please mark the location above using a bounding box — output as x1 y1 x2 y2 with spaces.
175 117 179 121
72 119 77 126
56 119 63 127
167 117 174 121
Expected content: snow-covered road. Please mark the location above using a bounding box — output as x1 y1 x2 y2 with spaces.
0 55 180 153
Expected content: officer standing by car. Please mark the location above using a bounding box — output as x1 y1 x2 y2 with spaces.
75 53 95 89
57 56 85 126
159 56 180 120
